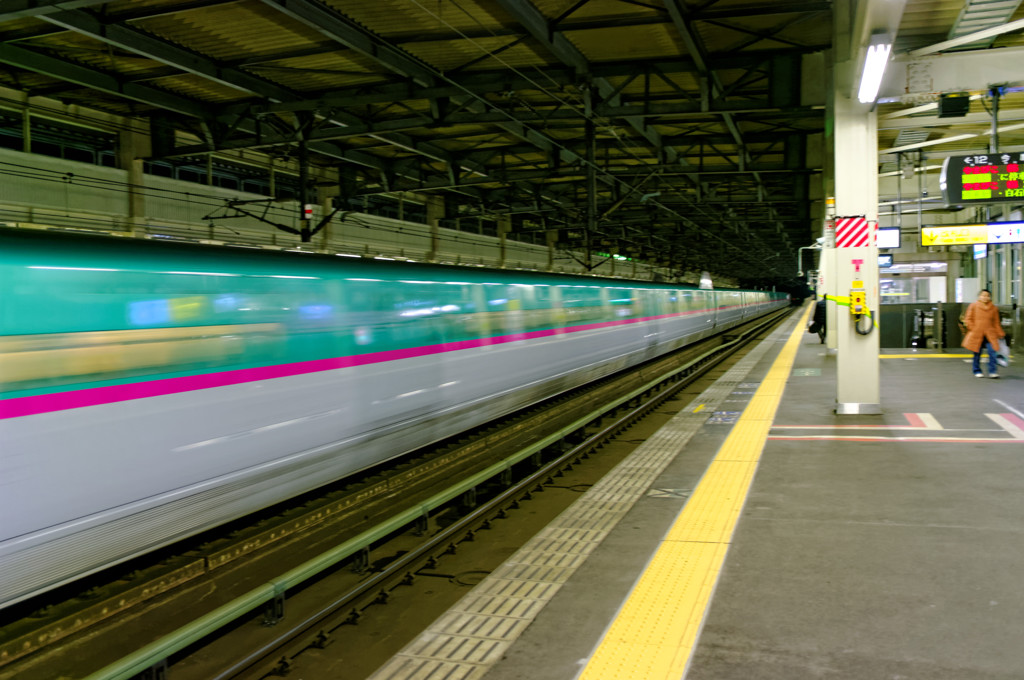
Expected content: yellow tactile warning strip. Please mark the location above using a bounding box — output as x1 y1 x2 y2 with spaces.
578 304 812 680
367 313 804 680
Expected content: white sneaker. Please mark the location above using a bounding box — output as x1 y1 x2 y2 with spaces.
975 372 984 378
989 373 1000 379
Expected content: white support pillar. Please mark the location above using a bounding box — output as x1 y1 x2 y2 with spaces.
319 187 338 253
822 219 838 349
117 129 150 234
833 93 881 414
497 215 512 268
425 195 444 263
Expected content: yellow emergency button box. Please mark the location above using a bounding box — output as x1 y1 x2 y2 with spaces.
850 279 866 315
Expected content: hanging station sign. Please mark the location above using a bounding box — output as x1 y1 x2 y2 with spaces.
940 153 1024 205
920 221 1024 246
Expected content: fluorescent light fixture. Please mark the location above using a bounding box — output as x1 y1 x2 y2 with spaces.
858 33 892 104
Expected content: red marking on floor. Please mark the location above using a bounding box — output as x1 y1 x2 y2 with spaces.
1003 413 1024 432
768 435 1021 444
904 413 925 428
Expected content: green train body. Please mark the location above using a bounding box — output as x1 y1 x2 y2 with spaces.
0 227 788 610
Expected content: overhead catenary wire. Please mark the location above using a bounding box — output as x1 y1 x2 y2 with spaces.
403 0 788 277
0 6 788 279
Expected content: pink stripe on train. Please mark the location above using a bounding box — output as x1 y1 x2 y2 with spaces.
1 308 750 419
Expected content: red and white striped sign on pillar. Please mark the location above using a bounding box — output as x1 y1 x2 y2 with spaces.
834 216 876 248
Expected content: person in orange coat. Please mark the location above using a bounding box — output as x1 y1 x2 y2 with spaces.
961 289 1006 378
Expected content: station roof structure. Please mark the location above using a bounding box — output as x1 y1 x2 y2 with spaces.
1 0 1023 286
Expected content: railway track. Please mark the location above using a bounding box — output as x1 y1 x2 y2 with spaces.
0 307 793 680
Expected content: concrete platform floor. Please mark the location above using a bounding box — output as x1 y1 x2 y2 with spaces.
378 309 1024 680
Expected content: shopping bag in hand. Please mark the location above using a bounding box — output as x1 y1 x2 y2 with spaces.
996 339 1011 367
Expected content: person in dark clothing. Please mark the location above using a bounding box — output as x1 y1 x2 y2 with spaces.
809 297 827 343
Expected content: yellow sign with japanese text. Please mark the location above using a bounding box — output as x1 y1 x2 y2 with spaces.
920 225 989 246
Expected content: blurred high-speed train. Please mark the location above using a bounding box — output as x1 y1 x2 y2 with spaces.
0 227 788 609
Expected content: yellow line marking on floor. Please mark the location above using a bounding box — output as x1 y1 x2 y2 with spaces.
692 403 706 413
578 306 812 680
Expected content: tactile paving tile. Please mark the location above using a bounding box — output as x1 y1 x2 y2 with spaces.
371 656 486 680
430 611 533 641
661 460 758 544
470 577 561 601
401 631 509 664
577 307 812 680
739 394 783 422
453 593 548 619
367 314 801 680
487 562 578 584
533 526 611 543
503 550 591 570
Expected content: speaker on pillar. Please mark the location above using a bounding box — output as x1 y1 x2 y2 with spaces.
938 93 970 118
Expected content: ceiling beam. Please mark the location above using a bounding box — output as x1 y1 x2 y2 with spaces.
256 0 437 86
493 0 675 162
664 0 796 250
0 42 210 118
690 1 831 20
161 100 823 157
40 8 297 101
0 0 107 21
38 6 495 178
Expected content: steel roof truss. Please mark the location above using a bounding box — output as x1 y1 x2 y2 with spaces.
39 8 298 101
0 0 108 21
0 41 209 118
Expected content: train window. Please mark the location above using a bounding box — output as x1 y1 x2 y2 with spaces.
178 168 202 183
145 161 174 177
216 176 239 191
31 140 61 157
560 285 607 324
64 147 94 164
608 288 635 318
0 132 20 150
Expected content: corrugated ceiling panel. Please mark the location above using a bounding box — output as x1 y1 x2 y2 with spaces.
149 73 254 103
898 0 966 48
246 52 382 93
693 14 824 54
327 0 509 41
569 24 684 62
618 72 703 96
0 15 52 38
132 3 326 62
534 0 661 21
0 71 61 92
405 37 544 72
24 32 178 79
58 91 147 116
103 0 206 13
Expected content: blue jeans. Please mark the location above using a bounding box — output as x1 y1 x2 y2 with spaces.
972 339 998 374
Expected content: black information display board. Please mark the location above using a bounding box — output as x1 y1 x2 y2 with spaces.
940 153 1024 205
